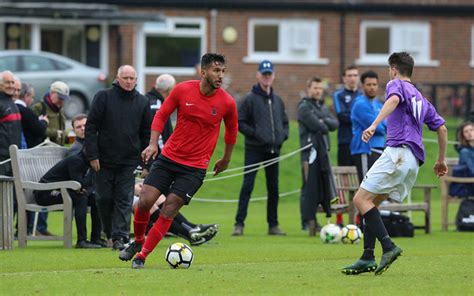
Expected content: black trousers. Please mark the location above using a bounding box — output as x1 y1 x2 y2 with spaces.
34 189 101 242
235 149 280 228
337 144 354 166
95 166 135 241
352 151 382 184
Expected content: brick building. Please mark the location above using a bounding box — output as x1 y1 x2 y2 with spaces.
1 0 473 118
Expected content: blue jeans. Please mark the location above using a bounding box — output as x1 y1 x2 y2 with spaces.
235 149 280 228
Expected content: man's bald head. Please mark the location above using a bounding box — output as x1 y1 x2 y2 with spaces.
116 65 137 92
155 74 176 92
0 71 16 96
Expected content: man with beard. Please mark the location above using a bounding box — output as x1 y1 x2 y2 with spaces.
118 53 238 269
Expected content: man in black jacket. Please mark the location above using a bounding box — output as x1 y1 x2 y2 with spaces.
233 60 289 236
15 83 49 148
34 150 102 248
0 71 22 176
298 77 339 236
85 65 151 250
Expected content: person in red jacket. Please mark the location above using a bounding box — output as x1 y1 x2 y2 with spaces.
119 53 238 269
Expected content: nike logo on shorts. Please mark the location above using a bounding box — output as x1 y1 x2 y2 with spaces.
186 193 193 198
185 102 194 106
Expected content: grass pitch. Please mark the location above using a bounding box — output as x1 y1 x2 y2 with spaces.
0 118 472 295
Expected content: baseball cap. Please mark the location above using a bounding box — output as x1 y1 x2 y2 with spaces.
258 60 274 74
49 81 70 100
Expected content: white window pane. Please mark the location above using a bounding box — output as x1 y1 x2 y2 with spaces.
254 25 278 52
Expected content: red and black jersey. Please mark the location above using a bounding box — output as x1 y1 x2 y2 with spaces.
0 91 22 160
151 80 238 169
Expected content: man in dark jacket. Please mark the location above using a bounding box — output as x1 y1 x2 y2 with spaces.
34 150 102 248
15 83 49 148
0 71 22 176
298 77 339 236
85 65 151 250
233 60 289 236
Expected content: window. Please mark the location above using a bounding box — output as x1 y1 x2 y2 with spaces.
22 55 56 71
471 26 474 68
142 18 206 75
245 19 328 64
358 21 439 66
0 56 19 72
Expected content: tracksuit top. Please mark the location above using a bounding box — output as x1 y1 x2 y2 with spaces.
333 87 362 145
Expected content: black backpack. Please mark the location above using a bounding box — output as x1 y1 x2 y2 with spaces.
456 199 474 232
381 211 415 237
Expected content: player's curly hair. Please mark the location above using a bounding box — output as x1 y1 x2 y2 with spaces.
388 52 414 78
201 53 226 70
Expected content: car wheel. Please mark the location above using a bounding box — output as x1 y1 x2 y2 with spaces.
63 93 86 119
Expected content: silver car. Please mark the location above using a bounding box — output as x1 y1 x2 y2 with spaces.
0 50 107 118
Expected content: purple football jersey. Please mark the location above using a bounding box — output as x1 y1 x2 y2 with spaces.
384 79 445 164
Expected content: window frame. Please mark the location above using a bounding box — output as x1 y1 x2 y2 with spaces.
142 17 207 76
357 20 439 67
470 25 474 68
244 18 329 65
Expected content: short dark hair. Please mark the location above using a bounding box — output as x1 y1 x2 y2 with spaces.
360 70 379 84
388 52 414 77
343 65 358 76
72 113 87 128
201 53 226 70
307 76 322 88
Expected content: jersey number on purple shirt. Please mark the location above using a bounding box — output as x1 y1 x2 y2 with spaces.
411 96 422 122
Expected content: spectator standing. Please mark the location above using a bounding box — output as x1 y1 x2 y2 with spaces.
298 77 339 235
350 71 386 183
85 65 151 250
15 83 48 148
31 81 69 145
0 71 22 176
233 60 289 236
333 65 362 166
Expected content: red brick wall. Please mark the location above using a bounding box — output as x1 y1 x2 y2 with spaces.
116 7 474 118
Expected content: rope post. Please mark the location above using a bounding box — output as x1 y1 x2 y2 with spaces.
0 176 14 250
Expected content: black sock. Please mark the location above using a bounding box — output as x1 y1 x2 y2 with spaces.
360 218 376 261
173 212 196 229
363 207 394 253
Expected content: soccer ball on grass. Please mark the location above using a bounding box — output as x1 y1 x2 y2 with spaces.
319 224 342 243
341 224 363 244
165 242 194 269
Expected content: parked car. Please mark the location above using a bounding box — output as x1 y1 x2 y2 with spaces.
0 50 107 118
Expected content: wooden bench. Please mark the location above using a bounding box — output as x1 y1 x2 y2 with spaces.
439 158 474 231
9 143 81 248
379 184 436 234
331 166 359 224
331 166 434 233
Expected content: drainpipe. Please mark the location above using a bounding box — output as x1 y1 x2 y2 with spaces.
339 11 346 83
210 9 217 53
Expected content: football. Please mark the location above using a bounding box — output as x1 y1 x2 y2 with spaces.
165 242 194 269
319 224 342 243
341 224 363 244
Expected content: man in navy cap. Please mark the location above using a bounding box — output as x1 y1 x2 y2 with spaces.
232 60 289 236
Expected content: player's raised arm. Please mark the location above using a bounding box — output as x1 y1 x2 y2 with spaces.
362 95 399 143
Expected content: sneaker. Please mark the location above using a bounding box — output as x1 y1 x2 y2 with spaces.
190 224 219 246
76 240 102 249
232 225 243 236
268 226 286 236
119 241 143 261
90 239 108 248
375 245 403 275
341 259 378 275
132 257 145 269
112 239 125 251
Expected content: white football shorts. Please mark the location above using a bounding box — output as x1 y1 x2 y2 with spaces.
360 146 420 202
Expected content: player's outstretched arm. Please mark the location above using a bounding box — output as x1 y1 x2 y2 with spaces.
213 143 235 176
433 125 448 177
362 95 400 143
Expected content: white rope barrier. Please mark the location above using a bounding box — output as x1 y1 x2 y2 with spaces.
193 189 300 203
423 138 459 145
